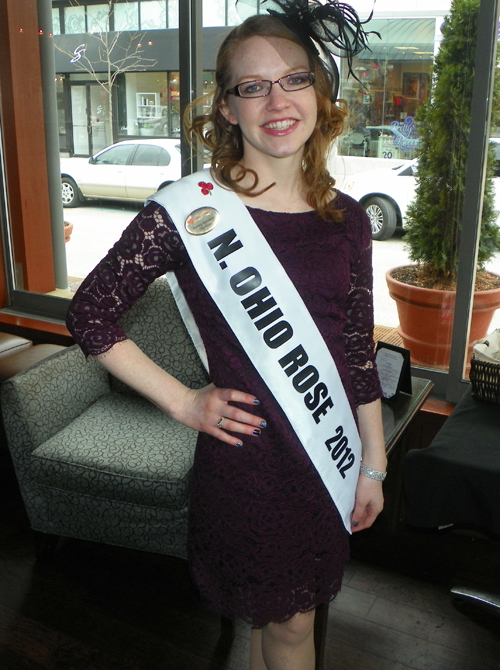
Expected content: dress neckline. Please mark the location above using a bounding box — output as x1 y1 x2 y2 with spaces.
245 190 341 216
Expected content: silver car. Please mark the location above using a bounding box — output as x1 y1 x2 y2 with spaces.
61 139 181 208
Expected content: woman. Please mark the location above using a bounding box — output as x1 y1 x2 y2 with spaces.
67 2 386 668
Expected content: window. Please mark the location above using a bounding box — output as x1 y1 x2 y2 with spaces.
54 1 179 33
86 4 110 32
132 144 171 166
63 3 111 34
157 147 175 166
338 18 435 162
52 7 61 35
115 72 181 140
327 1 500 397
203 0 242 26
114 2 139 31
141 1 167 29
0 0 498 402
64 5 86 34
166 0 179 29
94 144 135 165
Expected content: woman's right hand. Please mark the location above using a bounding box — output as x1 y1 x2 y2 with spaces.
171 383 266 447
95 340 264 448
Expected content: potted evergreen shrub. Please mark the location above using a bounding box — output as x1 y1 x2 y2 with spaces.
386 0 500 369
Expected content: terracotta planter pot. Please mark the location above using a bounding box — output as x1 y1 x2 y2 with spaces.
64 221 73 243
386 267 500 370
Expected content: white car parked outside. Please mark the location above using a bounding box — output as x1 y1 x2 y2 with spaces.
61 139 181 208
345 141 500 240
345 161 417 240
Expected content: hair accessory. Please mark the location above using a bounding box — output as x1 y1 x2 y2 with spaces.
235 0 379 100
359 461 387 481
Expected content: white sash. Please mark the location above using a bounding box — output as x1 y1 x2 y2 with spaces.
149 170 361 532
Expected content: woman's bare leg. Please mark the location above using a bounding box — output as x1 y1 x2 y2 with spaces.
250 628 267 670
250 610 315 670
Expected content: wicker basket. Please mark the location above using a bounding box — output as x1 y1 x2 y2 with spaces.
470 355 500 404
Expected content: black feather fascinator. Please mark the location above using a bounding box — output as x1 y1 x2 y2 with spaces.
235 0 380 100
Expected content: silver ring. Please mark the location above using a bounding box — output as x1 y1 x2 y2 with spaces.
217 417 224 428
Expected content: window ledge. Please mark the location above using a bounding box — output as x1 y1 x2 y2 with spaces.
0 309 73 346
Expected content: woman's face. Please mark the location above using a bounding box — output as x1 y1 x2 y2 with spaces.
219 35 318 166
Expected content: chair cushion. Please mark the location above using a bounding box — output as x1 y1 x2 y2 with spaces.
113 278 209 393
30 393 197 510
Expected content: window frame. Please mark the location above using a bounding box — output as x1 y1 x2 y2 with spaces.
440 0 500 401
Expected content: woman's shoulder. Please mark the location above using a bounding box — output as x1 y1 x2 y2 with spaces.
332 189 367 215
330 190 372 245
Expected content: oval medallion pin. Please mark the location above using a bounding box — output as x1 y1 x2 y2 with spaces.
185 207 220 235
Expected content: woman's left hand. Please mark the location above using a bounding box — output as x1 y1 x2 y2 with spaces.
353 400 386 533
350 475 384 532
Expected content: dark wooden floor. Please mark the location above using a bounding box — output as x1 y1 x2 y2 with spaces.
1 450 500 670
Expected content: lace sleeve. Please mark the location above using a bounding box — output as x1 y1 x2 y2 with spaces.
66 202 186 357
344 211 382 406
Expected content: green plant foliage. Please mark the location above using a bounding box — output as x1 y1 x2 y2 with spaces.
404 0 500 280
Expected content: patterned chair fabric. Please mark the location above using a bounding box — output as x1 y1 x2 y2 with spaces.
1 278 209 559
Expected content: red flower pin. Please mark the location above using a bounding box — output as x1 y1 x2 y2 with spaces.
199 181 214 196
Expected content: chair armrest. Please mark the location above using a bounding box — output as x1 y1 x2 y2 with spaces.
1 345 110 461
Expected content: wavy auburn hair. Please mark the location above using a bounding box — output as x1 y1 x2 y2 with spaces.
186 14 347 221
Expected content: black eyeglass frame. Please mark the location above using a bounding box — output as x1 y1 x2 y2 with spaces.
226 72 316 98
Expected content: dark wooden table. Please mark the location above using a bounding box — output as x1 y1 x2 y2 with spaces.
314 376 433 670
382 377 434 457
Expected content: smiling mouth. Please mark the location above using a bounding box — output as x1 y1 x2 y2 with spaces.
263 119 297 130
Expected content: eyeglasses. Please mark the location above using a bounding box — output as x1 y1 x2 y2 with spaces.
226 72 315 98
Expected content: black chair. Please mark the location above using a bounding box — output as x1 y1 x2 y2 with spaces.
403 386 500 611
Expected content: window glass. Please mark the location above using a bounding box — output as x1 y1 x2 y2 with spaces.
118 72 177 139
328 1 500 380
52 8 61 36
167 0 179 29
114 71 210 141
94 144 135 165
70 84 91 155
203 0 227 27
332 15 438 369
228 0 259 22
87 4 110 33
337 18 435 162
2 0 496 394
89 84 112 152
226 1 242 26
64 5 86 34
158 147 174 166
329 14 441 368
56 77 68 153
141 1 167 29
168 72 181 135
484 95 500 333
114 2 139 31
132 144 165 166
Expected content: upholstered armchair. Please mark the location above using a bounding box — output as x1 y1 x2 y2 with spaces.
1 277 209 560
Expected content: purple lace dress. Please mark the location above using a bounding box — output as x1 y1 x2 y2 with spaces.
66 190 382 627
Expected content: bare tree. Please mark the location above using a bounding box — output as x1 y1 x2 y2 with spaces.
55 0 157 140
